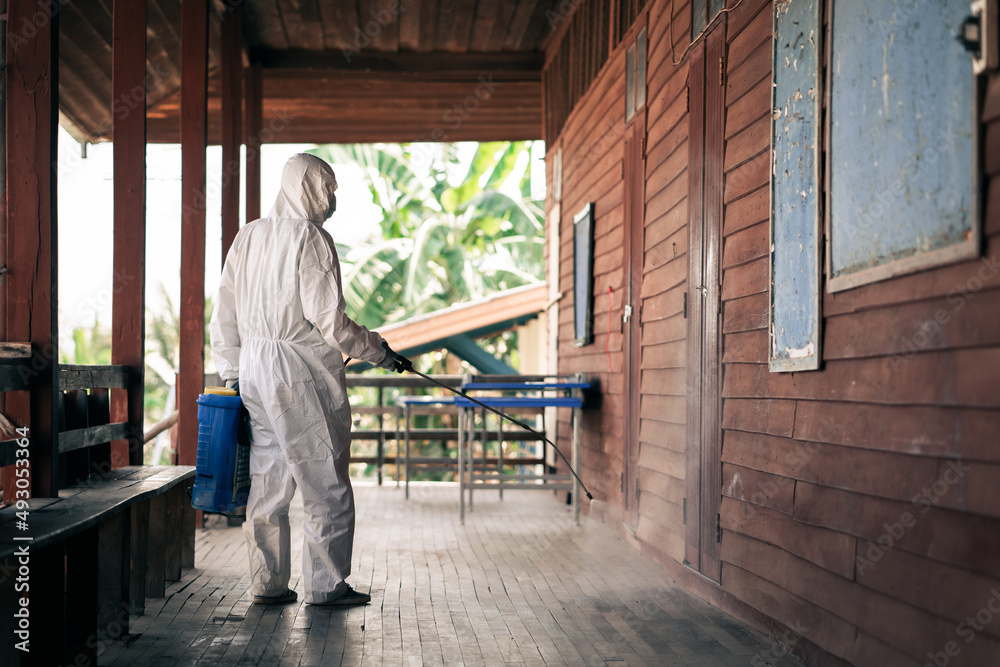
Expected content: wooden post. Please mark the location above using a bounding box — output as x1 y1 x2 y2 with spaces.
221 3 243 260
165 484 184 580
6 0 59 497
129 499 150 613
181 479 196 566
111 0 148 468
97 513 130 640
65 527 99 666
31 545 66 664
0 0 7 498
179 0 208 470
146 493 167 597
244 63 262 223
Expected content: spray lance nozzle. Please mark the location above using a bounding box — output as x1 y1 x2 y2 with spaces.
381 343 593 501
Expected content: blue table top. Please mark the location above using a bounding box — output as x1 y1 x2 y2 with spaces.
462 382 590 390
454 396 582 409
395 396 457 406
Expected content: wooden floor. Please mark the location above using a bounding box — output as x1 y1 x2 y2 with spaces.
102 483 803 666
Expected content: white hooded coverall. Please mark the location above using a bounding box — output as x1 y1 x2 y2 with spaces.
210 153 395 603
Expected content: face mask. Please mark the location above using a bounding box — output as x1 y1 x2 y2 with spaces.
325 193 337 221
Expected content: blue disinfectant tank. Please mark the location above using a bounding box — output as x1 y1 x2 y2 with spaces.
191 392 251 517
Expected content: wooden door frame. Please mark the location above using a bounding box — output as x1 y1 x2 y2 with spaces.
623 118 645 529
622 17 649 531
684 23 725 583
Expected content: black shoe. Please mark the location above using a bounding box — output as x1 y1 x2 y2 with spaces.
252 588 297 605
306 586 371 606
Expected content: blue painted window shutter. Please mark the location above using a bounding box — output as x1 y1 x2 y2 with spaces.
770 0 823 372
827 0 979 291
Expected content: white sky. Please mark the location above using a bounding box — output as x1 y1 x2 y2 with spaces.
56 129 546 358
56 126 384 339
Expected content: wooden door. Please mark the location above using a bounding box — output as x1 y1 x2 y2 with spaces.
623 119 645 530
684 23 725 582
622 23 648 532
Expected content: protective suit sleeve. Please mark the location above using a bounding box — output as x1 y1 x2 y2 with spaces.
299 236 387 365
210 244 242 383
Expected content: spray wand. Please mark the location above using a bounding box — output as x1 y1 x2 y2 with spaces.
382 343 593 500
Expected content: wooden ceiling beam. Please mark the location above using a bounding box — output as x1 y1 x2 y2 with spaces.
249 48 544 74
144 63 542 145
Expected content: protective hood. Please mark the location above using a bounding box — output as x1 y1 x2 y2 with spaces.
268 153 338 224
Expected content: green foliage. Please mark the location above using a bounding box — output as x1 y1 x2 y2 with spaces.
309 142 545 331
311 142 544 480
60 321 113 365
144 287 213 424
61 287 214 430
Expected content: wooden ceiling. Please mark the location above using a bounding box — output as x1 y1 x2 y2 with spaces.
58 0 222 144
58 0 561 145
241 0 556 53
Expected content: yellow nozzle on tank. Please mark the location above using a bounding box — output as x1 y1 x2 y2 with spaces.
204 386 238 396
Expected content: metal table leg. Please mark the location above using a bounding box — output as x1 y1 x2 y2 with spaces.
394 403 402 488
573 383 581 526
497 416 503 500
405 402 412 500
459 405 465 523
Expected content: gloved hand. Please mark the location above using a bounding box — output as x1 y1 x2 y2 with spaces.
380 342 412 374
225 379 240 393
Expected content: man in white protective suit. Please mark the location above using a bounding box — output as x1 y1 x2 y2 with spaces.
210 153 410 606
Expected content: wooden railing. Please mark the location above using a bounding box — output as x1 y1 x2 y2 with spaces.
345 374 557 484
0 344 140 488
346 374 463 483
0 343 33 467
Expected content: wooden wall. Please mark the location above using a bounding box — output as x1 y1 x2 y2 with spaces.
547 20 630 520
547 0 1000 665
547 0 694 562
632 0 691 566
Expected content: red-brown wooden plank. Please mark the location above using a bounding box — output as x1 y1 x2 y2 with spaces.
722 397 797 438
722 292 767 333
244 64 262 223
791 400 1000 462
179 0 209 470
220 4 242 262
720 496 856 579
0 0 7 497
721 461 795 514
6 0 59 496
721 429 936 502
794 481 1000 580
823 289 1000 361
112 0 148 468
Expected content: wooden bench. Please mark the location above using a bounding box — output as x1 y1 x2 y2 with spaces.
0 345 196 666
